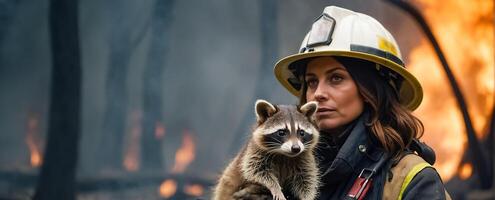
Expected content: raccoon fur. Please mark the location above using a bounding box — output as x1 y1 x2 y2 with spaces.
213 99 320 200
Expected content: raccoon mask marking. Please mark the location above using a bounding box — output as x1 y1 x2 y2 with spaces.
253 99 318 157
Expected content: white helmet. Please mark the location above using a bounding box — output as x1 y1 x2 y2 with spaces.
274 6 423 110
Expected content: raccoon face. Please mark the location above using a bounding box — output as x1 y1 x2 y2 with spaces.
253 100 319 157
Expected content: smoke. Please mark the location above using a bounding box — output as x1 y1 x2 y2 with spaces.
0 0 50 166
0 0 427 196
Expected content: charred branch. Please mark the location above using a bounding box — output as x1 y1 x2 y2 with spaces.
0 170 212 193
77 173 212 192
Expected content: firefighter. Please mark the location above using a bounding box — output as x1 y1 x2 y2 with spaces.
235 6 451 200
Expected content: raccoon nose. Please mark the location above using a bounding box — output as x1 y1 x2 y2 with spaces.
291 144 301 153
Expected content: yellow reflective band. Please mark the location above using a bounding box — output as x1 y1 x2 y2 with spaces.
378 36 398 57
398 162 432 200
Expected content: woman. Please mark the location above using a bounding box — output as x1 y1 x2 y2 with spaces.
235 6 450 200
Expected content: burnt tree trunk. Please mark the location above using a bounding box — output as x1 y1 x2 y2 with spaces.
33 0 81 199
141 0 175 170
488 106 495 187
230 0 278 153
99 2 133 170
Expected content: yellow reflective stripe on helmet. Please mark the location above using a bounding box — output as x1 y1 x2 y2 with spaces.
378 36 398 57
398 162 432 200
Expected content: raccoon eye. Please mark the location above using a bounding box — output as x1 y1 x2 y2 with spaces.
277 129 287 137
298 130 306 137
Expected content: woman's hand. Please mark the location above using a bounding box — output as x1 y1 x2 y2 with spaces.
232 183 272 200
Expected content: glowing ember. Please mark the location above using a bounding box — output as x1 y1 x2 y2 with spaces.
408 0 494 180
459 162 473 180
155 122 165 139
184 184 204 197
25 112 43 167
29 149 42 167
159 179 177 198
171 130 196 174
123 110 141 172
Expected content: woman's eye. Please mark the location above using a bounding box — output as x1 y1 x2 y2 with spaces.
277 130 287 137
330 75 343 83
306 79 318 89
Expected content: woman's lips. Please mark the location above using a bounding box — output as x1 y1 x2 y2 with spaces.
316 107 336 115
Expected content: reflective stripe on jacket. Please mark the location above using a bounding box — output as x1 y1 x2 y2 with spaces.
383 154 452 200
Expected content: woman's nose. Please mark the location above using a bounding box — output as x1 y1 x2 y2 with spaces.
314 85 328 102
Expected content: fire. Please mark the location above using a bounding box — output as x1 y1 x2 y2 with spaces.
155 122 165 139
123 110 141 172
459 162 473 180
25 112 42 167
158 130 197 198
171 130 196 173
184 184 204 197
159 179 177 198
30 151 42 167
408 0 494 180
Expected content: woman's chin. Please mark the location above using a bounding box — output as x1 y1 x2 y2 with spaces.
317 119 341 131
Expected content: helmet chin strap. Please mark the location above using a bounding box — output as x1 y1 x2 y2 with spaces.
374 63 403 98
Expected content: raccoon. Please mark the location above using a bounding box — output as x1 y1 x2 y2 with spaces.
213 99 320 200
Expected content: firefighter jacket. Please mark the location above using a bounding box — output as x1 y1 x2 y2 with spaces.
312 114 450 200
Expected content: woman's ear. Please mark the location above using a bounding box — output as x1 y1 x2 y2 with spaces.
255 99 277 124
300 101 318 118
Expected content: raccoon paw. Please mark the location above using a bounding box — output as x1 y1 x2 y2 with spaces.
232 183 271 200
270 190 287 200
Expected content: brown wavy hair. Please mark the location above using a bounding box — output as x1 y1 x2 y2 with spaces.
297 56 424 159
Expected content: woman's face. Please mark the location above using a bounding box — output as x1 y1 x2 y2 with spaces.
305 57 364 132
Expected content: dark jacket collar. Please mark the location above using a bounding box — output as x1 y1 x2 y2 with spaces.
319 113 384 184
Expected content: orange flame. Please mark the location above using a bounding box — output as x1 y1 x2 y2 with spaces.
171 130 196 174
155 122 166 139
408 0 494 180
25 112 42 167
159 179 177 198
184 184 204 197
459 163 473 180
123 110 141 172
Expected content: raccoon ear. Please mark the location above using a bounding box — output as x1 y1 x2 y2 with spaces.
300 101 318 118
255 99 277 123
